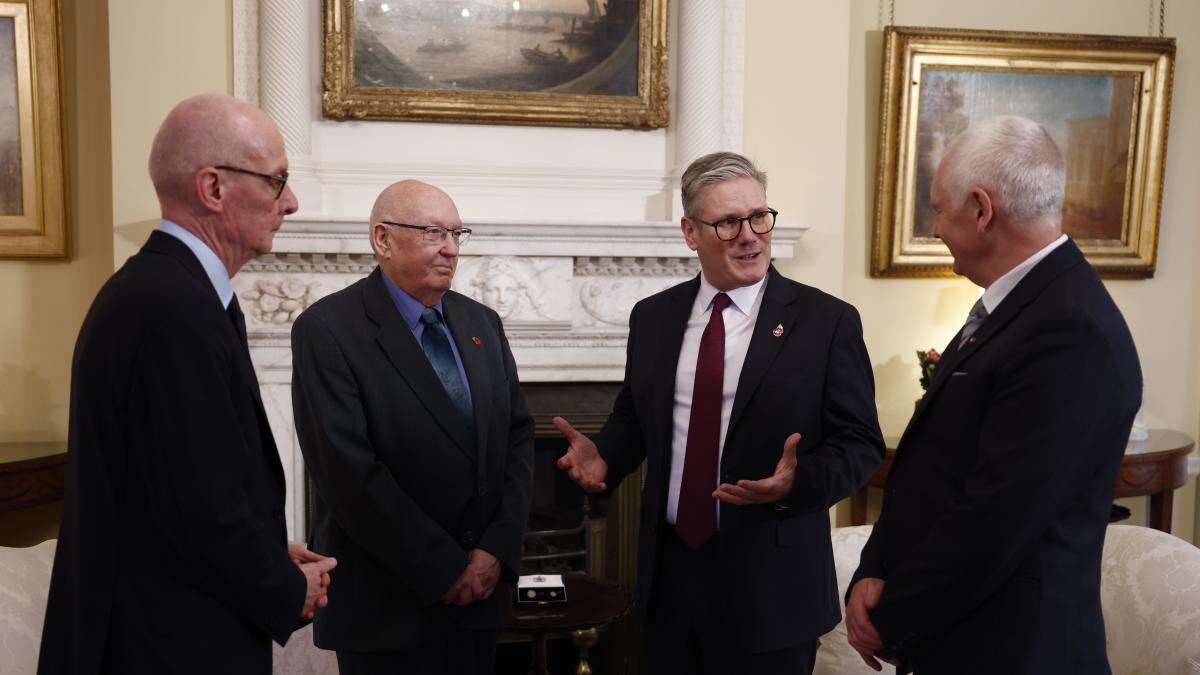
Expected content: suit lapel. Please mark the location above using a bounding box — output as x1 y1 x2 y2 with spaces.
726 267 800 443
144 231 287 489
901 239 1087 445
652 278 699 467
363 270 477 462
443 292 491 474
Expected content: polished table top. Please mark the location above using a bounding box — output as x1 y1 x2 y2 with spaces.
882 428 1194 456
1124 428 1194 456
0 442 66 466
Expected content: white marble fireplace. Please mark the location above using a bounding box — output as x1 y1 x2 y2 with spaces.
232 0 807 538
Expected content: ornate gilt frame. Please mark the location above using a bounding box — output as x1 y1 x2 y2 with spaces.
0 0 67 259
871 27 1174 279
322 0 669 129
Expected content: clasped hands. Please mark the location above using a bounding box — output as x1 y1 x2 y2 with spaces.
441 548 501 606
553 415 802 505
289 542 337 621
846 577 899 671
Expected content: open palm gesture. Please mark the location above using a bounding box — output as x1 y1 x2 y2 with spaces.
713 433 801 504
553 416 608 492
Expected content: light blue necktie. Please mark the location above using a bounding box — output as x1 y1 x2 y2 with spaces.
419 307 473 426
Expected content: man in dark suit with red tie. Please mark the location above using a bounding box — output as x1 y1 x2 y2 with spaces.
39 94 335 675
555 152 885 674
845 116 1142 674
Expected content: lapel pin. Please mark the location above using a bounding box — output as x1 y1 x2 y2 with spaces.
968 336 977 345
471 336 482 347
772 324 784 338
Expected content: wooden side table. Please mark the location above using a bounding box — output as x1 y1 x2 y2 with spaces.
506 574 632 675
850 429 1195 533
0 442 67 512
0 442 68 547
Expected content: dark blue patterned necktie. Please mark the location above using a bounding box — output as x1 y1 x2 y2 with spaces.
419 307 473 425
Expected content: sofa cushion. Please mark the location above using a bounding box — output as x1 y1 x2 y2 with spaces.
0 540 57 674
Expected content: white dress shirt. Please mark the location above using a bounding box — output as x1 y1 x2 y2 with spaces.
981 234 1068 313
665 272 767 525
156 219 235 309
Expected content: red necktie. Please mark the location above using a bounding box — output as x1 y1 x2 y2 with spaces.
676 292 731 550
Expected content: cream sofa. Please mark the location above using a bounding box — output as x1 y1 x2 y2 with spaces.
815 525 1200 675
5 525 1200 674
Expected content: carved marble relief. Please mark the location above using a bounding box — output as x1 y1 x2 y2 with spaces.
241 278 320 325
452 256 572 328
573 257 698 328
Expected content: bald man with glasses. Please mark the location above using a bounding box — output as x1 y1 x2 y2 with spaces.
39 93 334 675
291 180 533 675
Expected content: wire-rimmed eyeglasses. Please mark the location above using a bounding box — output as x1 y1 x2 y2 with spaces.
381 221 472 247
215 165 289 200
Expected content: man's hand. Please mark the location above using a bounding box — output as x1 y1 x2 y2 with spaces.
846 577 886 671
441 549 502 606
553 416 608 492
713 433 800 505
290 542 334 604
299 556 337 620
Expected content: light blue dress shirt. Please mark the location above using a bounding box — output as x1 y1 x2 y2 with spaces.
156 220 235 309
380 272 474 411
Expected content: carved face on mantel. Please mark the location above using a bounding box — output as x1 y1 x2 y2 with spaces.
460 255 550 321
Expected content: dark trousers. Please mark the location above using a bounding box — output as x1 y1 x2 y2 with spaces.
335 627 499 675
646 526 818 675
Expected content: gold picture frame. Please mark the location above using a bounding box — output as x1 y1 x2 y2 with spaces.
322 0 668 129
0 0 66 259
871 27 1174 278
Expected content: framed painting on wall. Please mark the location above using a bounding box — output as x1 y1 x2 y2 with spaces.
871 27 1174 278
0 0 67 259
322 0 669 129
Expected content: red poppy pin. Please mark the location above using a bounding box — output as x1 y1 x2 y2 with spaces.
472 336 482 347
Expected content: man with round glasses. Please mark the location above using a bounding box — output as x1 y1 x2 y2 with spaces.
291 180 533 675
39 94 334 674
555 151 884 674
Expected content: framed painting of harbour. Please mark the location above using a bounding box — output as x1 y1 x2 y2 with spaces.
0 0 68 259
870 27 1174 278
322 0 669 129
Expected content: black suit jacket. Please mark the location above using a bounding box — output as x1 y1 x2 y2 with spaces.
851 240 1142 674
38 231 307 675
291 268 534 652
598 266 884 652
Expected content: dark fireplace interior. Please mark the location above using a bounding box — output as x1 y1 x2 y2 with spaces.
496 382 642 675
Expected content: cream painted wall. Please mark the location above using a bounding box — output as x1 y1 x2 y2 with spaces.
747 0 1199 541
0 0 113 443
107 0 232 266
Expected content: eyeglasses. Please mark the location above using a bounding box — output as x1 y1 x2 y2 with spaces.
381 221 472 247
691 208 778 242
215 165 289 200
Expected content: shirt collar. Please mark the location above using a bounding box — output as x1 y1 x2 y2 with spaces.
697 271 767 317
380 270 444 330
981 234 1069 314
156 220 234 308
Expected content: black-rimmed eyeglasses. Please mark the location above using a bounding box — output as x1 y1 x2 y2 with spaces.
692 208 778 241
215 165 289 200
381 221 472 247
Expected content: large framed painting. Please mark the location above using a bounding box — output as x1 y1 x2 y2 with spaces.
0 0 66 259
322 0 668 129
871 27 1174 278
